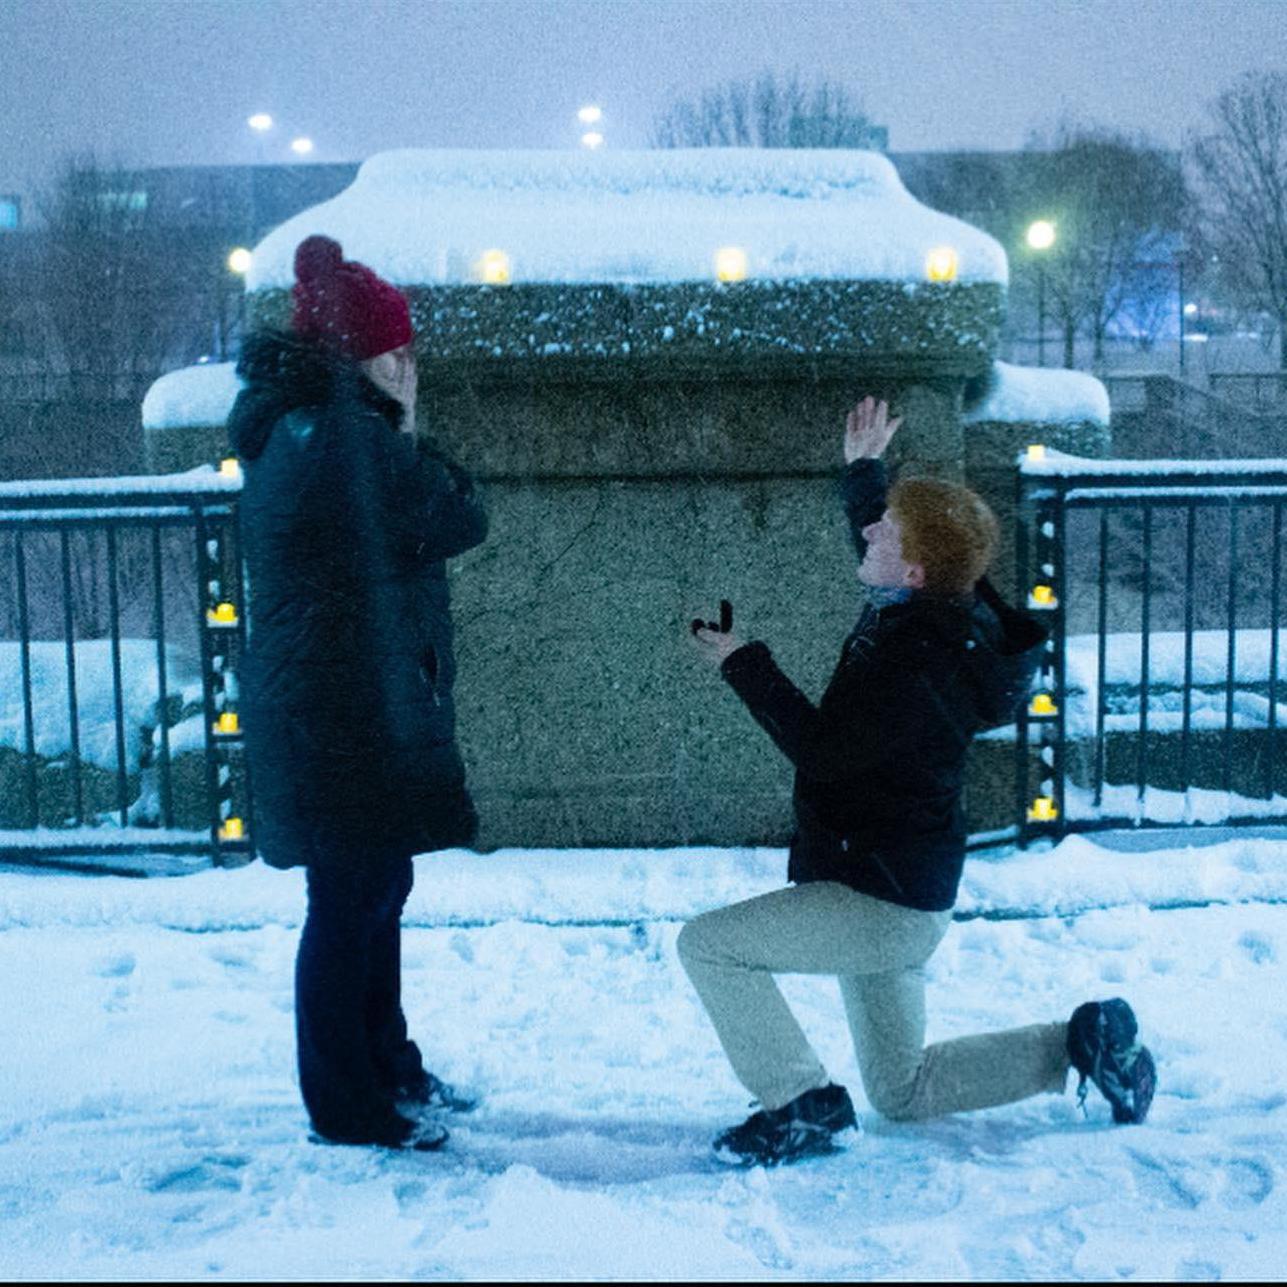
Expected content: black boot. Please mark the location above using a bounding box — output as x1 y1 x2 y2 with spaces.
398 1069 478 1115
1067 998 1157 1124
713 1083 858 1167
313 1112 448 1153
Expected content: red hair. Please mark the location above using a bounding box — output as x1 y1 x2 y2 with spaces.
889 478 999 594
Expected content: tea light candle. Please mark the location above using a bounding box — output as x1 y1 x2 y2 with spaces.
1029 585 1058 609
219 817 245 842
214 711 240 736
715 246 749 283
1027 796 1059 822
477 249 511 285
1029 692 1058 716
207 602 238 626
925 246 959 282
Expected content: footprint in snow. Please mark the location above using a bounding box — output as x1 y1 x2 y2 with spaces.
93 952 135 978
1238 932 1276 965
1129 1150 1275 1213
140 1155 250 1194
1220 1157 1274 1210
1174 1257 1222 1282
1127 1150 1205 1210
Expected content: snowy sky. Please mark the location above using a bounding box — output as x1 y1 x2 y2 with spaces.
2 0 1285 205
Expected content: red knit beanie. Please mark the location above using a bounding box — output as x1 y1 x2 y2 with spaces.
291 235 413 361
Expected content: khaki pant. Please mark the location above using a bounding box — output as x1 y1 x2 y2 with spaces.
677 881 1070 1118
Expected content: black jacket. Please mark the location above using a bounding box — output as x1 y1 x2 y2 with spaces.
228 331 488 867
721 459 1045 912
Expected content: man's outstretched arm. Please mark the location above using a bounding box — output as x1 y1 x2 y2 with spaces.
841 395 902 561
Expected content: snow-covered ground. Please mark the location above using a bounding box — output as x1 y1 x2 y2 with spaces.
2 837 1286 1281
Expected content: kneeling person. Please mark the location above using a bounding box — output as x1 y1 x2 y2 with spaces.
684 397 1156 1167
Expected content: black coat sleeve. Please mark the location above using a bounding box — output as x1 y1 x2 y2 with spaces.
330 417 488 565
407 437 489 561
840 458 889 563
720 630 970 783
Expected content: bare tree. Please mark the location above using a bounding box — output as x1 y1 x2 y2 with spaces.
1018 126 1187 367
896 152 1019 243
652 71 877 149
1190 71 1287 370
33 155 214 399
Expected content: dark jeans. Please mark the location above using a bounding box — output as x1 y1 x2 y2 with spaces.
296 855 427 1142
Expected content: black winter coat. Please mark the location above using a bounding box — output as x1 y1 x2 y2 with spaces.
721 459 1046 912
228 332 488 867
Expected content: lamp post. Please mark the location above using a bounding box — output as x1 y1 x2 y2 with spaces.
1027 220 1056 367
227 248 252 353
247 113 272 165
578 104 604 149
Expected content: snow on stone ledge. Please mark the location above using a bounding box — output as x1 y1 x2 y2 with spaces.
962 360 1110 427
141 362 241 430
246 148 1009 291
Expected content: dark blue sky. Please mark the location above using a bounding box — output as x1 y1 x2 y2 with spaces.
3 0 1285 203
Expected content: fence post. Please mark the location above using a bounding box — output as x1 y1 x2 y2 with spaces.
1016 458 1066 848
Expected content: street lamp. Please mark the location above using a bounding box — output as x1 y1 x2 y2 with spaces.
1174 235 1189 378
226 247 253 349
1027 220 1057 366
247 113 273 133
290 136 315 157
577 105 604 148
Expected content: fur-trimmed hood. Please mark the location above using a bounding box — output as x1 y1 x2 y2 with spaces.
228 330 401 461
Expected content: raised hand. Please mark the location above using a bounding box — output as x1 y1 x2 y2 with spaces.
844 396 903 464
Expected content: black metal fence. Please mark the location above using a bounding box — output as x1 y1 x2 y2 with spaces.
7 456 1287 868
1015 452 1287 848
0 469 251 870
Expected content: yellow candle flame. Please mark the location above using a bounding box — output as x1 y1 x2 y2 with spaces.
477 249 511 285
208 602 238 625
1030 692 1058 716
215 711 240 735
926 246 959 283
1028 796 1059 822
219 817 245 841
1030 585 1057 608
714 246 748 283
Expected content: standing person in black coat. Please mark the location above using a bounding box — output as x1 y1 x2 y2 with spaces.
682 397 1157 1167
228 236 487 1151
